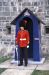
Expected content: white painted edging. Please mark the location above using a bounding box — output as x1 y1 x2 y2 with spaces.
11 58 45 65
28 58 45 65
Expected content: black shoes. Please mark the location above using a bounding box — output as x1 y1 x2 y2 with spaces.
24 64 27 66
18 63 23 66
18 64 27 66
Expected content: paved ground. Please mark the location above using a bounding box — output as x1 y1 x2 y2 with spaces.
0 59 49 75
0 60 37 69
36 60 49 70
1 69 34 75
0 60 37 75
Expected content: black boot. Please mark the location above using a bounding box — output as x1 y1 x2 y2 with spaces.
18 63 23 66
24 64 27 66
24 61 28 66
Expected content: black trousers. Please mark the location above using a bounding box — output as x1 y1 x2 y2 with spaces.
20 47 28 65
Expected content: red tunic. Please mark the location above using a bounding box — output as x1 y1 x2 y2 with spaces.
16 30 30 47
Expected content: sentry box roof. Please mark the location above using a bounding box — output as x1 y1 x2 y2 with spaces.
10 8 45 25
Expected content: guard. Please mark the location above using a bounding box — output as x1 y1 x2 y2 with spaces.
16 23 30 66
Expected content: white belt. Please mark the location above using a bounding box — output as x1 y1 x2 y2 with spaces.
20 38 26 40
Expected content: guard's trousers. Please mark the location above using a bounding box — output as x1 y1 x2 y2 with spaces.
20 47 28 65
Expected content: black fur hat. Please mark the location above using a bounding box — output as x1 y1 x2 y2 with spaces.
19 20 26 28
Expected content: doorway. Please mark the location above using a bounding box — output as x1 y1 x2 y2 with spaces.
19 17 33 59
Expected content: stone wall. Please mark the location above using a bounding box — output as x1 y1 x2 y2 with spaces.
0 0 48 56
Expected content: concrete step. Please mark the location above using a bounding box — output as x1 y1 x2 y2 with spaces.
1 69 34 75
0 60 37 70
36 61 49 70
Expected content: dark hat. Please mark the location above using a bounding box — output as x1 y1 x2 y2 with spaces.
19 20 26 28
20 24 25 28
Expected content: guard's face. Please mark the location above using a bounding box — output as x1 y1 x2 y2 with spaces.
20 27 24 30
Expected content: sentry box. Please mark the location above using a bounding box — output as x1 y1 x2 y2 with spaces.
11 8 45 64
